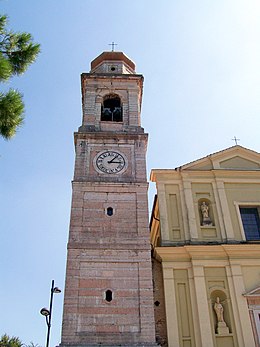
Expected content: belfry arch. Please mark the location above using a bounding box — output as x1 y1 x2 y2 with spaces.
101 93 123 122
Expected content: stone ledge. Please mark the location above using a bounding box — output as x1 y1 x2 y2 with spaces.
60 344 159 347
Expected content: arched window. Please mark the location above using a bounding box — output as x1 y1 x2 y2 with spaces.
101 94 122 122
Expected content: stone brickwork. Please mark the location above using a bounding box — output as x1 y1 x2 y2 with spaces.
61 178 157 345
60 52 157 347
80 75 143 132
152 259 167 347
62 247 156 345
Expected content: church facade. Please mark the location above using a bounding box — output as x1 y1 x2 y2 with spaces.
150 146 260 347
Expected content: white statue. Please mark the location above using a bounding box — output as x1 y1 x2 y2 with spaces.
214 297 230 335
214 297 224 322
200 201 212 226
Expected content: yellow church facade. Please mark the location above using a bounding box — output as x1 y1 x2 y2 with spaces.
150 145 260 347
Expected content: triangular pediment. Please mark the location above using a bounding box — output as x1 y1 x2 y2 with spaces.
219 156 260 169
180 146 260 171
244 286 260 297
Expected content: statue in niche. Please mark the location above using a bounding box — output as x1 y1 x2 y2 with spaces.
200 201 213 226
214 297 224 322
214 297 230 335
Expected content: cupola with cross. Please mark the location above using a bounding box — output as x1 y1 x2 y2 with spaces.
79 51 144 133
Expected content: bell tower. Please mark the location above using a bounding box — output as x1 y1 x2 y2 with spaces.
60 51 157 346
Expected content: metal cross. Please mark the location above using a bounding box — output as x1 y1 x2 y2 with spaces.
231 136 240 145
109 42 117 52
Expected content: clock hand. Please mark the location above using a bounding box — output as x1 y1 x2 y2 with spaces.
108 161 122 164
107 155 119 163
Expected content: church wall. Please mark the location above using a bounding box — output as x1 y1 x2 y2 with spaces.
153 173 260 246
242 264 260 292
151 155 260 346
153 247 260 347
152 258 168 346
158 180 227 244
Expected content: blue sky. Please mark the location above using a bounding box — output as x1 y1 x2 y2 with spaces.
1 1 260 346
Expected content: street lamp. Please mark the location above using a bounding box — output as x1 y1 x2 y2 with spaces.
40 280 61 347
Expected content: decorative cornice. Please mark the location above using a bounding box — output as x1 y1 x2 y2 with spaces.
154 244 260 262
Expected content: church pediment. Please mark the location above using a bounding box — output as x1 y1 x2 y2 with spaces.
243 286 260 297
219 156 260 169
180 146 260 171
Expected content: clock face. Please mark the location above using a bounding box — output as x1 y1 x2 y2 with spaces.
95 151 127 174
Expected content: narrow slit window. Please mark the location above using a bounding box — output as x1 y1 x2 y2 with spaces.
107 207 113 216
105 290 113 302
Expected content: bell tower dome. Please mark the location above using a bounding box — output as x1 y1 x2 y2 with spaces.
90 51 136 74
60 51 157 347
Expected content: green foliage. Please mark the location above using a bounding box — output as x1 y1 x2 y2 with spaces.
0 334 40 347
0 14 40 139
0 89 24 139
25 343 39 347
0 334 23 347
0 15 40 80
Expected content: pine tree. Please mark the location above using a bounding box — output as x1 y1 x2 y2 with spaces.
0 15 40 139
0 334 22 347
0 334 40 347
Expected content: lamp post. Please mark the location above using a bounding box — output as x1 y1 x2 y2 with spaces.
40 280 61 347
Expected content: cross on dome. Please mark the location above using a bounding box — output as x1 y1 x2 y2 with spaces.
109 41 118 52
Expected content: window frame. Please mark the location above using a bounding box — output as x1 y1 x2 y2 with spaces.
253 309 260 344
234 202 260 241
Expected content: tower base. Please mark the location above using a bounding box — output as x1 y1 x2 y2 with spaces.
60 344 159 347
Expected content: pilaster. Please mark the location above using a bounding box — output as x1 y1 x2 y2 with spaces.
228 262 255 347
192 263 214 347
162 266 180 347
183 180 198 240
215 180 235 240
157 183 171 242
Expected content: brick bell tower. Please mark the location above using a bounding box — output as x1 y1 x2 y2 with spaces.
60 51 157 346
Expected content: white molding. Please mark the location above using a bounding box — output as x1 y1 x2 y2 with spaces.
253 309 260 344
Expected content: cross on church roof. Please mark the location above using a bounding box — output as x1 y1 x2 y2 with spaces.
232 136 240 145
109 42 118 52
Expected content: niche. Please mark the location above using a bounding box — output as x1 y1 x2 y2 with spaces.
198 198 214 226
211 290 231 335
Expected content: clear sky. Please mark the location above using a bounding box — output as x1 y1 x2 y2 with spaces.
1 0 260 346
